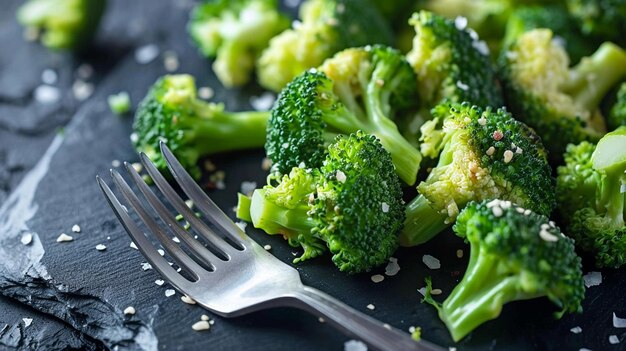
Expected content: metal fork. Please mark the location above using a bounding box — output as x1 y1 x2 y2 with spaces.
96 142 441 351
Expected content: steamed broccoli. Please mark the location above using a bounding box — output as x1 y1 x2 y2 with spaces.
405 10 503 132
399 102 555 246
608 83 626 130
256 0 393 92
566 0 626 44
423 200 584 342
188 0 289 87
132 74 269 179
502 5 594 64
265 45 422 185
499 29 626 161
556 127 626 268
238 131 405 273
17 0 106 50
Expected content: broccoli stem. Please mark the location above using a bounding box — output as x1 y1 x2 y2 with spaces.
399 194 450 246
599 169 625 227
249 189 317 237
191 102 270 154
213 40 255 87
439 247 540 341
562 43 626 111
236 193 253 222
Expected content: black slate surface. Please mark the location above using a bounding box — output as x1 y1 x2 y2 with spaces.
1 1 626 350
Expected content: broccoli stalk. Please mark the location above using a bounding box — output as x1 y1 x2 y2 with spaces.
423 200 585 341
591 128 626 226
608 83 626 130
400 195 449 246
132 74 269 179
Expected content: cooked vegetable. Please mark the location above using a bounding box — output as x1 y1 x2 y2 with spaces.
566 0 626 44
608 83 626 130
108 92 131 115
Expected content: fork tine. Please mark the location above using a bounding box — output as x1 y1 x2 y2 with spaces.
124 162 225 270
109 169 209 278
140 152 240 258
96 175 192 290
159 141 247 248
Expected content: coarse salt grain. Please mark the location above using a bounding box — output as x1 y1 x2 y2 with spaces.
422 255 441 269
318 317 325 323
165 289 175 297
478 117 487 126
181 295 196 304
614 312 626 328
384 257 400 276
336 170 347 183
163 51 179 72
135 44 159 64
503 150 514 163
72 80 94 101
41 69 57 85
130 242 138 250
381 202 389 213
456 81 469 90
96 244 106 251
112 159 121 167
34 85 61 104
539 229 559 242
371 274 384 283
72 224 81 233
431 289 443 295
570 326 582 334
155 279 165 286
141 263 152 271
172 237 180 243
609 335 620 344
21 233 33 245
456 249 463 258
261 158 272 171
583 271 602 288
366 304 375 310
250 92 275 111
454 16 468 30
132 163 143 173
264 244 272 251
56 233 73 242
123 306 136 315
492 206 503 217
198 87 214 100
192 321 210 331
486 146 495 156
240 181 257 196
344 339 367 351
201 314 210 321
235 221 248 232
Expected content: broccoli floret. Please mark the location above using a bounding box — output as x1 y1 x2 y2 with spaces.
406 11 503 129
499 29 626 161
188 0 289 87
566 0 626 44
132 74 269 179
239 131 405 273
423 200 584 342
503 5 594 64
17 0 106 50
556 127 626 268
256 0 393 92
266 45 421 185
399 102 555 246
608 83 626 130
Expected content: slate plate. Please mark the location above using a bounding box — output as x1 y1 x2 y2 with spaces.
1 1 625 350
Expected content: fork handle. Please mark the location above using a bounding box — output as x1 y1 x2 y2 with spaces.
288 286 442 351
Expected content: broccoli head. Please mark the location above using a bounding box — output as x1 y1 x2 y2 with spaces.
256 0 393 92
423 200 584 341
400 102 555 246
239 131 405 273
266 45 422 185
556 127 626 268
499 29 626 161
17 0 106 50
608 83 626 130
188 0 289 87
132 74 269 179
566 0 626 44
406 11 503 125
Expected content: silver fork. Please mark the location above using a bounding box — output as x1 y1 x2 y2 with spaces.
96 142 442 351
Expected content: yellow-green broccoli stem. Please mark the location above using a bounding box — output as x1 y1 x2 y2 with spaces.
399 194 449 246
236 193 253 222
592 127 626 225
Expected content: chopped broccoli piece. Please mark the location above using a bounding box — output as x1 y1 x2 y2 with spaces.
556 127 626 268
265 45 422 185
256 0 393 92
132 74 270 179
188 0 289 87
608 83 626 130
239 131 405 273
400 102 555 246
405 11 503 133
108 92 131 115
499 29 626 161
566 0 626 44
17 0 106 50
423 200 584 342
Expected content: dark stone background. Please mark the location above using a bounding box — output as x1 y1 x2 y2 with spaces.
0 1 624 350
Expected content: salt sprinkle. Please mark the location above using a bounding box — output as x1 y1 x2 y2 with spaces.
583 271 602 288
478 117 487 126
454 16 468 30
135 44 160 64
261 158 272 171
163 51 179 72
456 81 469 91
609 335 620 344
130 242 138 250
336 170 347 183
383 324 391 330
201 315 210 321
539 228 559 242
172 237 180 243
34 85 61 104
456 249 463 258
613 312 626 328
198 87 214 100
72 224 81 233
570 326 582 334
141 263 152 271
123 306 136 315
263 244 272 251
192 321 211 331
41 69 57 85
486 146 495 156
235 221 248 232
318 317 325 323
165 289 176 297
112 159 121 167
472 40 490 56
371 274 385 283
130 133 139 143
22 318 33 328
503 150 514 163
417 287 427 296
344 339 367 351
409 326 416 333
72 80 94 101
384 257 400 276
96 244 107 251
366 304 375 310
77 64 94 79
422 255 441 269
132 163 143 173
240 181 257 196
155 279 165 286
21 233 33 246
381 202 390 213
181 295 196 304
157 249 165 256
431 289 443 295
185 199 194 208
250 92 275 111
492 206 503 217
56 233 73 242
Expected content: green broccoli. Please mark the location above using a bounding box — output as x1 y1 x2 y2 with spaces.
399 102 555 246
256 0 393 92
566 0 626 44
132 74 269 179
17 0 106 50
608 83 626 130
556 127 626 268
188 0 289 87
499 29 626 161
405 11 503 134
423 200 584 342
108 92 131 115
265 45 422 185
502 5 594 64
238 131 405 273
